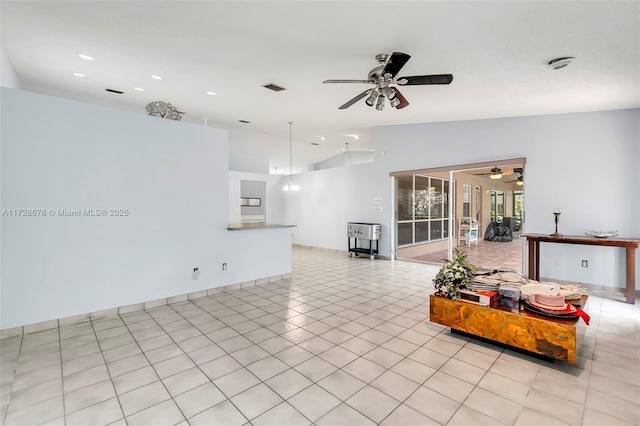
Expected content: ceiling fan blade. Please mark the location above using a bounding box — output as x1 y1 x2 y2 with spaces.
338 89 373 110
397 74 453 85
323 79 373 84
392 87 410 109
383 52 411 78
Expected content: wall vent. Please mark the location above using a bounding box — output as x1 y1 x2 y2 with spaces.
262 83 286 92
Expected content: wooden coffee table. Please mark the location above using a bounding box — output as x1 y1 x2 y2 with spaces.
429 294 588 363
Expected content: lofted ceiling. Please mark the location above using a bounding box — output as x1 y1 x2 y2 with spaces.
1 1 639 171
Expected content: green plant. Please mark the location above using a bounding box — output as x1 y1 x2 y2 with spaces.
433 250 478 300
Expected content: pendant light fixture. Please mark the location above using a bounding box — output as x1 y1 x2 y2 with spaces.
283 121 299 192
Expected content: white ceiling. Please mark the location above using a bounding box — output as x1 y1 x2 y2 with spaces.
2 1 639 171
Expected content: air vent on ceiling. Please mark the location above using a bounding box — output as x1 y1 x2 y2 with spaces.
238 120 251 124
105 88 124 94
547 57 575 70
310 142 319 146
262 83 286 92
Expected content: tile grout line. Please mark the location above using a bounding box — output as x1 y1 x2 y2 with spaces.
87 315 127 425
0 332 24 425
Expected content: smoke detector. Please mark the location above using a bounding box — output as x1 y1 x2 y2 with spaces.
548 57 575 70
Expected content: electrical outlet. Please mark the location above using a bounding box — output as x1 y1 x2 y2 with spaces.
192 267 199 280
581 260 588 268
222 263 227 271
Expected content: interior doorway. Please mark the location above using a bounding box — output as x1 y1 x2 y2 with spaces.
392 158 525 272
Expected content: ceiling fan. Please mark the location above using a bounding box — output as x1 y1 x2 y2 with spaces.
483 167 523 180
323 52 453 110
506 172 524 186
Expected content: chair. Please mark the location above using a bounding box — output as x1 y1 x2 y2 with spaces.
458 217 479 247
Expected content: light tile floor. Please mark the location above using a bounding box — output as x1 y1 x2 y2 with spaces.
1 247 639 425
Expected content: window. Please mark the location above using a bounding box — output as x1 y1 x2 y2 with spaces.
397 175 451 246
490 190 505 224
514 190 524 230
462 184 471 217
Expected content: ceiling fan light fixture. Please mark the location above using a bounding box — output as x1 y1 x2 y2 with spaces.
516 175 524 186
365 90 378 106
489 167 502 179
389 97 400 108
381 86 396 101
323 52 453 111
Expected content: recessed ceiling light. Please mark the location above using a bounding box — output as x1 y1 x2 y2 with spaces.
134 87 144 92
78 54 93 61
206 91 216 96
72 72 85 77
320 136 326 140
151 75 163 80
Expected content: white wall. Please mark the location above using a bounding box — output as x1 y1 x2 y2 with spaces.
287 109 640 290
229 154 270 174
228 171 287 224
313 151 374 171
284 163 389 253
1 88 292 329
0 42 21 89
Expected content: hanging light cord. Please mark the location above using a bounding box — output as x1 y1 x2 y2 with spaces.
288 121 293 184
343 142 353 166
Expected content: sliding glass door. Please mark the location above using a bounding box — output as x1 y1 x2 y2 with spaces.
396 174 450 247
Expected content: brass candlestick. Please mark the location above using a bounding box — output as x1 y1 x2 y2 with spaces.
550 208 562 237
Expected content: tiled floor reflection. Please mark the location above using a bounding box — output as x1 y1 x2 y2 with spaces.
411 238 524 273
1 247 639 425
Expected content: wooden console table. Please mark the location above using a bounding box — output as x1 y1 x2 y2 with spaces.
430 294 587 363
523 234 639 304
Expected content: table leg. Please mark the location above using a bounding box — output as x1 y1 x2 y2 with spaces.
626 246 636 304
535 241 540 281
528 240 539 280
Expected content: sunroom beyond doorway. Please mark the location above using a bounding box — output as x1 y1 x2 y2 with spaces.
392 158 525 273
